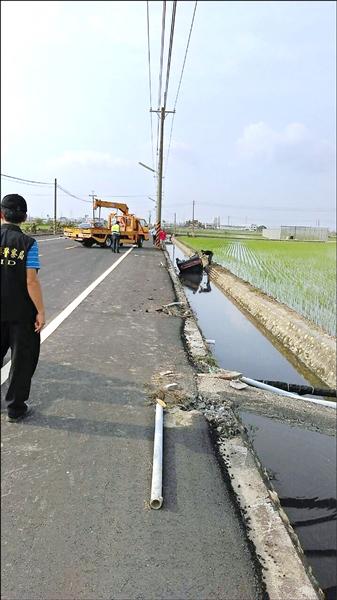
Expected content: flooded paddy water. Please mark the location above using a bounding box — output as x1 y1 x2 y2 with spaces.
167 244 336 598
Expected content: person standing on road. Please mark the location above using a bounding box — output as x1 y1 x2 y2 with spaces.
150 226 156 245
159 228 167 248
111 218 121 253
1 194 45 423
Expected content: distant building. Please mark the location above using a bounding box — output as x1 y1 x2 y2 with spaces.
185 219 204 228
262 226 329 241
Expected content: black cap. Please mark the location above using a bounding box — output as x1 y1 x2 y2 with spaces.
1 194 27 213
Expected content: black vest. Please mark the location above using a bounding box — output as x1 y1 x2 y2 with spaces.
1 223 37 321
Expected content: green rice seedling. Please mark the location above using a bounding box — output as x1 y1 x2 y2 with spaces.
179 236 336 336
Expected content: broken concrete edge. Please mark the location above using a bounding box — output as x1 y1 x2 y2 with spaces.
175 238 336 388
163 245 324 600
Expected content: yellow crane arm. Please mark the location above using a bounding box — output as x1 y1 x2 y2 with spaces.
93 199 129 214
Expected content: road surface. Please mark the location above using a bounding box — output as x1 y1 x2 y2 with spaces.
1 238 262 599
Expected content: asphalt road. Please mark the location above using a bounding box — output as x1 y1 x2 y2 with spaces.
37 237 124 322
1 238 263 599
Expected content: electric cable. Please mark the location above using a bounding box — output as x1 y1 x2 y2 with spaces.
56 184 91 203
163 0 177 109
157 0 167 109
164 1 197 176
146 1 155 171
1 173 53 186
156 0 167 164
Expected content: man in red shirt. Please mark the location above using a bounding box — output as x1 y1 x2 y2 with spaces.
159 229 166 247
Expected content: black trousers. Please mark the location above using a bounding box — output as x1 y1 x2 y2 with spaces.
1 321 40 417
112 233 120 253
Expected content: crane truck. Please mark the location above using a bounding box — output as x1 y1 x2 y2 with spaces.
63 199 149 248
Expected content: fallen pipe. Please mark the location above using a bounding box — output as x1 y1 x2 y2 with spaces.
257 380 336 398
241 377 336 409
150 403 164 509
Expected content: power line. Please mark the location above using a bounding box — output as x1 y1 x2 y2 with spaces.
1 179 52 189
1 173 53 186
157 1 167 109
98 195 154 198
1 172 147 207
164 1 198 176
166 200 333 213
146 1 155 171
156 1 167 165
163 0 177 109
18 193 76 198
56 184 91 203
173 1 197 111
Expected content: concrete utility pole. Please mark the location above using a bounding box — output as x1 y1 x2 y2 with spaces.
157 106 165 242
174 212 176 235
54 178 57 235
192 200 195 236
150 106 175 247
89 191 96 221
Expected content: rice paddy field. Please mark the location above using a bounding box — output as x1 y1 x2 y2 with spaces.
179 236 336 337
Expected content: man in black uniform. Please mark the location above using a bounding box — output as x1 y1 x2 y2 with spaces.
1 194 45 422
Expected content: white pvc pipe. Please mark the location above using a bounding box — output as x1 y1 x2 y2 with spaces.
241 376 336 409
150 404 164 509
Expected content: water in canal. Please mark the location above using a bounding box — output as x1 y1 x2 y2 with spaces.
240 412 336 599
167 244 336 598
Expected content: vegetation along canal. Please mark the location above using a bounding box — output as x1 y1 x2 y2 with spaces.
167 242 336 599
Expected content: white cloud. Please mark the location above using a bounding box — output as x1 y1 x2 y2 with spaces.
234 122 334 171
47 150 133 169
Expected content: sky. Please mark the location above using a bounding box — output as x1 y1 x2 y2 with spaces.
1 0 336 228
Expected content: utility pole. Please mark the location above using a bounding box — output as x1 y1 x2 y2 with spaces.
174 212 176 235
150 106 175 247
149 211 151 226
89 191 96 221
156 106 165 246
54 178 57 235
192 200 195 236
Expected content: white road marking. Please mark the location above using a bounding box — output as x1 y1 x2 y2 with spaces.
65 246 77 250
1 247 133 385
35 237 63 242
39 255 43 257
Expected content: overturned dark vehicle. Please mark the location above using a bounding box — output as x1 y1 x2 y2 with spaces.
176 249 213 275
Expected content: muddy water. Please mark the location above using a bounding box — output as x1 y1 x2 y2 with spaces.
167 244 336 598
240 412 336 599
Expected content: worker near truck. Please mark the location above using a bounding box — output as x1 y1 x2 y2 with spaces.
111 218 121 253
1 194 45 423
150 226 156 245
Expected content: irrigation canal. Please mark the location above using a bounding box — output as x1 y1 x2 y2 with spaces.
167 243 336 599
